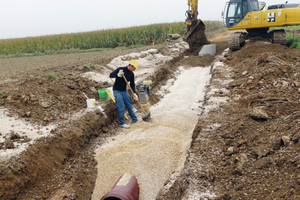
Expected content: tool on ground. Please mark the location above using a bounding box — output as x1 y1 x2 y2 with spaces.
105 89 129 120
82 92 89 99
122 74 151 121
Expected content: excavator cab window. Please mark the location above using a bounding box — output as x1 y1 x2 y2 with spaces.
225 0 260 28
249 0 259 11
226 1 243 27
242 0 248 18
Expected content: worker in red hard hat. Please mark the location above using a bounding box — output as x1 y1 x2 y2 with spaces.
109 60 139 128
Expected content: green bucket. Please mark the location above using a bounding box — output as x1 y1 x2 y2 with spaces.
98 88 109 100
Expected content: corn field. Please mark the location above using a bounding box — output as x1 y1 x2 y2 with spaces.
0 21 223 55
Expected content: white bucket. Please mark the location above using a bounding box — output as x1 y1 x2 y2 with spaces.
86 99 96 108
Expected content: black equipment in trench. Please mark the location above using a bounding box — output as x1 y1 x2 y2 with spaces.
136 82 153 121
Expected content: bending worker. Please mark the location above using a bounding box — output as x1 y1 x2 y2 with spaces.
109 60 139 128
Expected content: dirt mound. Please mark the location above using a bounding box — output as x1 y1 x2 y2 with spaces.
0 109 114 199
158 41 300 199
0 66 120 199
0 76 110 125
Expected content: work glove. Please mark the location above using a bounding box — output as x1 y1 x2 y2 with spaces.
133 93 138 101
117 69 124 77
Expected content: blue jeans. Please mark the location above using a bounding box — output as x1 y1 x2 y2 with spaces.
113 90 138 125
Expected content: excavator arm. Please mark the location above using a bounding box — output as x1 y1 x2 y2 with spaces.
185 0 198 26
182 0 212 54
183 0 205 39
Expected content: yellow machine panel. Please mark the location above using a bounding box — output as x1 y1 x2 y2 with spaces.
228 7 300 30
223 0 300 50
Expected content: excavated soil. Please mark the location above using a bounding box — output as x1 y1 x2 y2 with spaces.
0 39 188 199
157 41 300 199
0 76 110 125
1 26 300 200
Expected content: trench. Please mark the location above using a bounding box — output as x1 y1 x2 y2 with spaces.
91 66 211 200
0 105 116 199
0 38 225 199
1 65 212 200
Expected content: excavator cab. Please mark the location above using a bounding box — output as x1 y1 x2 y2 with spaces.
222 0 300 50
223 0 260 28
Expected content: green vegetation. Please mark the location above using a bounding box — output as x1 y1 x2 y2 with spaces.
0 21 223 57
286 30 300 49
47 73 57 80
272 25 300 50
287 33 299 48
0 90 6 98
271 25 300 31
84 63 97 71
0 48 112 58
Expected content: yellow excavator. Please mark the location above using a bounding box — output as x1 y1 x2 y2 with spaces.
183 0 205 40
184 0 300 50
183 0 211 55
222 0 300 50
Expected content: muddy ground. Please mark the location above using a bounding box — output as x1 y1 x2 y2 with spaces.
1 25 300 199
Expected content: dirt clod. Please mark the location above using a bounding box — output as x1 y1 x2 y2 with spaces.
4 139 14 149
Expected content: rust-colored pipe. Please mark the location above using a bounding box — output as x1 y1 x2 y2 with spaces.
101 173 139 200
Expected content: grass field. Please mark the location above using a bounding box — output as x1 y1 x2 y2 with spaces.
3 22 299 58
0 21 223 57
272 25 300 49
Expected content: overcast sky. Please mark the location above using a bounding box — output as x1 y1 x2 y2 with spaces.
0 0 292 39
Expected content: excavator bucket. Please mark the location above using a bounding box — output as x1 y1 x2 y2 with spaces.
183 19 209 54
183 19 205 40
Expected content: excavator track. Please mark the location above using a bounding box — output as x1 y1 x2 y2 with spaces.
229 30 287 51
228 32 247 50
183 19 203 40
271 29 286 45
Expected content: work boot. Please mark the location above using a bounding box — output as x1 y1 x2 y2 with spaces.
120 124 130 129
131 120 138 124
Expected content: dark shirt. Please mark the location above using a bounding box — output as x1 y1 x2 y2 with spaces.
109 66 136 93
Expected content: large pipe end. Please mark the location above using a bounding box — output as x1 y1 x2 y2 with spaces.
199 44 216 56
101 173 140 200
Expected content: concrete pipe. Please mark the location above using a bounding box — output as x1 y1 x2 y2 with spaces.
101 173 139 200
198 44 216 56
